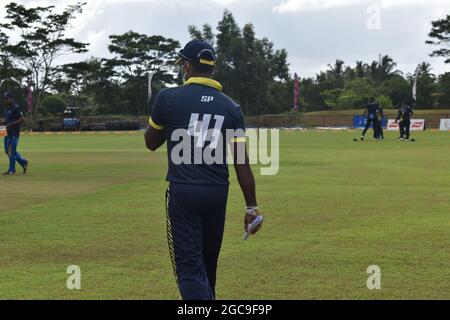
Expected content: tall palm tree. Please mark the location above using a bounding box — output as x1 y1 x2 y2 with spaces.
327 59 345 79
355 61 365 78
368 60 379 80
377 54 401 80
417 62 435 78
413 62 437 108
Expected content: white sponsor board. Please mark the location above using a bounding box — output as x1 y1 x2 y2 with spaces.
387 119 425 132
440 119 450 131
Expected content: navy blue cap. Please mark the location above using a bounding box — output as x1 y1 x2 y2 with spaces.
178 40 216 66
2 92 13 99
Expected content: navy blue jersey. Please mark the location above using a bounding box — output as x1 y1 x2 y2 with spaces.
397 105 413 122
4 103 24 137
377 107 384 120
367 102 379 119
150 77 246 185
400 105 413 121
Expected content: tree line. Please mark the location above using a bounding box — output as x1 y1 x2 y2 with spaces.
0 2 449 118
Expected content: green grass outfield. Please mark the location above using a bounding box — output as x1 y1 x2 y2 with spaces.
0 130 449 300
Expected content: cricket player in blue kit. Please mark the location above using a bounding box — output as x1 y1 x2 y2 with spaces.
361 97 381 141
2 92 29 176
145 40 263 300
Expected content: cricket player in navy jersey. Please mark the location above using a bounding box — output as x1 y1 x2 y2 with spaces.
396 102 414 141
374 104 384 140
361 97 381 141
2 92 29 176
144 40 263 300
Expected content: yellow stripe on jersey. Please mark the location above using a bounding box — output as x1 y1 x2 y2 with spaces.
232 137 247 143
184 77 223 91
149 118 164 130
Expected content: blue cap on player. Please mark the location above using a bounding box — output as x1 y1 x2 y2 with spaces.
2 92 13 99
177 40 216 66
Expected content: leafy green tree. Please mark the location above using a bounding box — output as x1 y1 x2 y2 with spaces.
54 61 93 96
366 61 379 81
299 78 327 111
83 59 122 115
189 10 290 116
327 59 345 80
412 62 437 109
426 15 450 63
355 61 366 78
377 54 401 81
53 59 110 113
376 95 393 109
55 58 122 115
435 72 450 108
106 31 180 114
0 56 26 89
188 24 215 46
265 80 293 114
326 78 374 109
321 88 344 109
0 30 26 84
364 55 400 82
304 52 450 112
0 2 88 117
379 75 412 106
41 95 67 116
214 11 245 109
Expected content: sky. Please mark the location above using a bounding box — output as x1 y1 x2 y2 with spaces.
1 0 449 78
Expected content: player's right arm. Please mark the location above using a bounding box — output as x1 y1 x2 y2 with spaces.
145 91 167 151
145 125 165 151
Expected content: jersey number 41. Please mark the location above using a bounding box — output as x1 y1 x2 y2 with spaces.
187 113 225 149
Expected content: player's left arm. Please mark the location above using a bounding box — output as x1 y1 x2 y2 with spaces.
230 106 262 235
232 144 262 235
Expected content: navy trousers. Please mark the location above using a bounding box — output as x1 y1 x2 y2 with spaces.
362 116 379 137
400 120 411 139
166 183 229 300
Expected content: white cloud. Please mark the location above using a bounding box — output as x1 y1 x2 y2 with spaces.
274 0 369 13
3 0 449 76
273 0 450 13
85 30 107 53
379 0 450 10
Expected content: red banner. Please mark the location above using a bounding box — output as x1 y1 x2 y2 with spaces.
387 119 425 131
